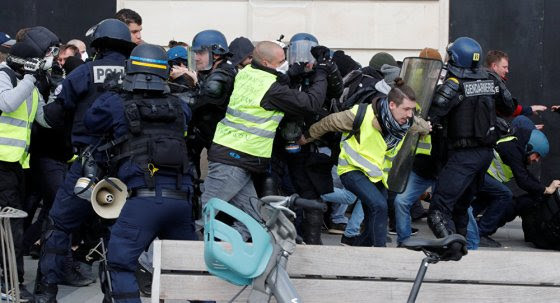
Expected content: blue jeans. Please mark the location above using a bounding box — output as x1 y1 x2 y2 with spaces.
471 174 513 236
322 188 353 224
340 170 388 247
321 187 364 237
466 207 479 250
394 171 435 244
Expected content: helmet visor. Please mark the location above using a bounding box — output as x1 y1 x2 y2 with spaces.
288 40 318 66
192 48 213 71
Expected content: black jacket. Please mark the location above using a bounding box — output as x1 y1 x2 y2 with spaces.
496 127 546 195
208 61 328 172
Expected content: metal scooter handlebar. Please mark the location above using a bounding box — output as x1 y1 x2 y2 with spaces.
260 194 327 212
291 196 327 212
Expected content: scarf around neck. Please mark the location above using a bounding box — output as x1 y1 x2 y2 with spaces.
378 97 411 150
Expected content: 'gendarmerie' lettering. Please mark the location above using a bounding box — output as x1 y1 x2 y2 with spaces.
463 80 495 97
93 66 125 84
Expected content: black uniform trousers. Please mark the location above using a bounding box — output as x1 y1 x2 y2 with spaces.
428 147 493 235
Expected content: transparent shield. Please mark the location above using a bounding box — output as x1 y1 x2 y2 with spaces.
287 40 318 65
387 57 443 193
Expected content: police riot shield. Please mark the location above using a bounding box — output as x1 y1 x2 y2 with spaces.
387 57 443 193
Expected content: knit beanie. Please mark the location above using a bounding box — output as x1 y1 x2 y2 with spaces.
369 52 397 70
332 50 361 77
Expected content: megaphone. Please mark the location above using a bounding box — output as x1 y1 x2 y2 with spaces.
90 178 128 219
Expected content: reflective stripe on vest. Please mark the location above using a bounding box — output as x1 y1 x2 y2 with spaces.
487 136 516 183
415 134 432 156
212 65 283 158
0 88 39 168
382 138 405 186
338 104 388 185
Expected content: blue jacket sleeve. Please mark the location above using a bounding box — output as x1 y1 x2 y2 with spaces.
44 64 91 127
84 92 119 134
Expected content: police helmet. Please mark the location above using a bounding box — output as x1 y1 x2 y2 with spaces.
167 46 189 67
191 30 229 55
288 33 318 65
526 129 549 158
86 19 136 55
123 43 169 92
446 37 482 69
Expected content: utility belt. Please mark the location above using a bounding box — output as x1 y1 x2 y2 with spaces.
130 188 189 200
450 138 483 149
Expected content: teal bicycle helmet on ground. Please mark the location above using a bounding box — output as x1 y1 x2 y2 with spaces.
203 198 273 286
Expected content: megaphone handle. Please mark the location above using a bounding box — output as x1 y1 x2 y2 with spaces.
104 177 124 192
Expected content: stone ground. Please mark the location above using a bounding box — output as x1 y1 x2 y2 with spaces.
20 215 545 302
25 151 548 301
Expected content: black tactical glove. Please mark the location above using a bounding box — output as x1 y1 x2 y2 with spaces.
310 45 331 64
287 62 307 80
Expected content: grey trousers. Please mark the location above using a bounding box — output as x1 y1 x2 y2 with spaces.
199 161 261 240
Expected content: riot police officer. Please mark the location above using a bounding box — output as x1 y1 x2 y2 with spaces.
188 29 236 177
426 37 515 259
83 43 195 303
280 33 343 244
34 19 135 302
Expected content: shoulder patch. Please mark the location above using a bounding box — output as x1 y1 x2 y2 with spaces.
92 66 125 84
463 80 495 97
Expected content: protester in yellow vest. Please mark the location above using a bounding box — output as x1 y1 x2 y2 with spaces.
471 117 560 247
200 41 332 240
0 26 59 301
300 78 429 247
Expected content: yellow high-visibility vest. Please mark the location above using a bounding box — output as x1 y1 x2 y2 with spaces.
213 65 284 158
0 88 39 168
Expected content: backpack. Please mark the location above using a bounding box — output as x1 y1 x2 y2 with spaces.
521 192 560 250
334 69 383 112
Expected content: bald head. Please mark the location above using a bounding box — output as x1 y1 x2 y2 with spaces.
253 41 285 69
67 39 86 53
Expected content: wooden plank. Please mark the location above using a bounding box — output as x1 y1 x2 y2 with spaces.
159 240 560 285
151 240 162 303
158 274 560 302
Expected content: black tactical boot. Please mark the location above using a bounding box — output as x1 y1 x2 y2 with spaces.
427 210 453 238
427 210 467 261
135 263 152 297
302 209 323 245
34 281 58 303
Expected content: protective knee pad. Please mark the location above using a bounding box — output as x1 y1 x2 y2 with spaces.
427 210 454 238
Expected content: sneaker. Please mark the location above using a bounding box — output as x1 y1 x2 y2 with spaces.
479 235 502 248
61 265 94 287
1 282 34 302
29 243 41 260
389 227 419 236
327 223 346 235
19 284 34 303
411 211 428 222
340 235 358 246
74 261 97 283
